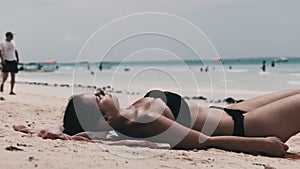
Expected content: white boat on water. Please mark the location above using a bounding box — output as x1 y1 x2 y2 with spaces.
40 61 59 72
21 61 59 72
274 57 288 62
21 63 42 72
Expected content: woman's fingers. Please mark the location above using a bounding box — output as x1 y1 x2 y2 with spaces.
12 125 35 134
261 137 288 157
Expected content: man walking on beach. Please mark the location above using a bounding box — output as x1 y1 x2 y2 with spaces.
0 32 20 95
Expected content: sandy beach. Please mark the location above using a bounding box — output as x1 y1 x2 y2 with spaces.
0 83 299 169
2 0 300 168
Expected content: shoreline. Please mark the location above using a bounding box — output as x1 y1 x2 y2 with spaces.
9 80 251 105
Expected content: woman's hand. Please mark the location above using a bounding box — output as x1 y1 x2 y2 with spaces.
259 137 289 157
13 125 37 134
209 135 289 157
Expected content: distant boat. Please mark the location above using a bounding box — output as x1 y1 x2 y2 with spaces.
274 57 288 62
211 57 222 62
21 61 59 72
40 61 59 72
98 61 113 70
21 62 42 72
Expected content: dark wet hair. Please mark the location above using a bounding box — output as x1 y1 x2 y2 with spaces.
62 95 103 135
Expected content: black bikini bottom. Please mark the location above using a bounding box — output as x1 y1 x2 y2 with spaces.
144 90 191 128
209 106 246 137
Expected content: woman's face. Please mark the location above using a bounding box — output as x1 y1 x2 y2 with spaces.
79 88 120 118
94 88 120 114
75 90 120 131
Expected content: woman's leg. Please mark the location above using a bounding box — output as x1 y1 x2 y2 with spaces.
244 93 300 142
227 89 300 112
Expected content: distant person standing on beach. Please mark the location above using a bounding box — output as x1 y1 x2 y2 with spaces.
0 32 20 95
261 60 266 72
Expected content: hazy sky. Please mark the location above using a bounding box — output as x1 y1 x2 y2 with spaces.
0 0 299 62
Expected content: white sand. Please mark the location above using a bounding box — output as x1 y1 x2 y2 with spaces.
1 84 300 169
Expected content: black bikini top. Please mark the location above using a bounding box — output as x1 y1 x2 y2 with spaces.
144 90 191 128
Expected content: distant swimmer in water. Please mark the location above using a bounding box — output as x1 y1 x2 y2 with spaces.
271 61 275 67
261 60 266 72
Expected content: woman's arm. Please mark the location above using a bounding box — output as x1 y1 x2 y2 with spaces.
209 136 289 157
13 125 93 142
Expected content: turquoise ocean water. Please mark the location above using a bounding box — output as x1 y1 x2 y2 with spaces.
17 57 300 105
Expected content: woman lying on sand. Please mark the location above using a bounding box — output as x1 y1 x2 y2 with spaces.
14 89 300 157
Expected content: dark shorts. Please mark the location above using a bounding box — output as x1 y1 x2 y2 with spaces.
2 60 18 73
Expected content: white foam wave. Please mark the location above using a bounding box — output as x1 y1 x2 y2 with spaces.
259 71 270 75
226 69 248 73
290 73 300 77
287 81 300 85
